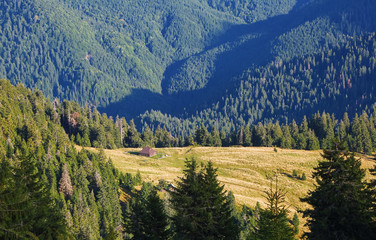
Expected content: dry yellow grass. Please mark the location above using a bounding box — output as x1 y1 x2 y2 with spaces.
76 145 375 236
77 146 375 212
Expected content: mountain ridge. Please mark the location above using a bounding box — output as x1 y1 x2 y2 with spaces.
1 0 376 134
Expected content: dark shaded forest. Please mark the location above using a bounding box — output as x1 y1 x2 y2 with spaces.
2 0 376 134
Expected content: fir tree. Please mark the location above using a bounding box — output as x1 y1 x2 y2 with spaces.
301 141 374 239
170 158 203 240
292 212 299 235
126 184 171 240
0 153 67 239
143 189 172 240
201 161 240 239
243 125 252 147
142 125 155 147
210 126 222 147
170 159 239 240
252 123 266 146
281 125 292 149
125 120 143 147
195 124 210 146
255 175 295 240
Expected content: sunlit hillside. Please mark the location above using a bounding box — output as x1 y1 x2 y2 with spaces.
78 146 375 210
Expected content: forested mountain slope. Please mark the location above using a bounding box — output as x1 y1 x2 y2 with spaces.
1 0 376 134
141 32 376 134
0 79 126 238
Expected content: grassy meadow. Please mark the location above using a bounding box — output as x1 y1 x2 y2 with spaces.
77 146 376 213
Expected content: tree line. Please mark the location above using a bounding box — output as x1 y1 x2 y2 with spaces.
140 32 376 138
2 78 374 156
2 79 376 239
62 93 376 155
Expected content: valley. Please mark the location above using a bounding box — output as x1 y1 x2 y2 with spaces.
2 0 376 238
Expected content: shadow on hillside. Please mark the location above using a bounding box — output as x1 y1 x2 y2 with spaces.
127 151 140 156
100 0 363 119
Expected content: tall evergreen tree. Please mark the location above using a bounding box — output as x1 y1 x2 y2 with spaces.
143 189 172 240
243 125 252 147
255 175 295 240
301 141 374 239
0 153 67 239
142 125 155 147
124 120 143 147
194 124 210 146
170 158 203 240
252 123 266 146
281 125 292 149
292 212 299 236
170 159 239 240
210 126 222 147
201 162 240 239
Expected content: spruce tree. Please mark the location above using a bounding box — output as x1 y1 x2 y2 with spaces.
125 196 147 240
170 159 239 240
142 125 155 147
0 153 67 239
252 123 266 146
210 126 222 147
144 189 171 240
125 120 143 147
255 175 295 240
126 184 171 240
201 161 240 239
243 125 252 147
195 124 210 146
301 141 374 239
281 125 292 149
292 212 299 235
170 158 203 240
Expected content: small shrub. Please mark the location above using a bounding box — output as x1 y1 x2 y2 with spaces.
301 172 307 181
158 179 168 190
292 169 298 177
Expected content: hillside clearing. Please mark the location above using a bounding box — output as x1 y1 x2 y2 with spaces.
77 146 375 211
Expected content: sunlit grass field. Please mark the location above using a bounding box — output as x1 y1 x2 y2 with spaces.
78 146 375 213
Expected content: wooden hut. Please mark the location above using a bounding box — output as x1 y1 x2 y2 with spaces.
139 147 157 157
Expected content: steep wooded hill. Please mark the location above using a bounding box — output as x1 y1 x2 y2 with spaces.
1 0 376 134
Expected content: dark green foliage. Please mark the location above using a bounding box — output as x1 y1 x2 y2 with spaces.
125 184 171 240
292 212 299 235
170 158 240 240
0 153 67 239
194 124 211 146
255 176 295 240
237 204 258 240
368 155 376 220
301 141 375 239
5 76 376 154
210 126 222 147
142 125 155 147
140 32 376 139
0 80 123 239
206 0 297 23
301 173 306 181
125 120 143 148
2 0 376 135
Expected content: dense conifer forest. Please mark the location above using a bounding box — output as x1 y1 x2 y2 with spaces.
2 0 376 238
1 0 376 133
2 80 376 239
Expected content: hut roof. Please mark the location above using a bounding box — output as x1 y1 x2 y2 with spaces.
139 147 157 156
